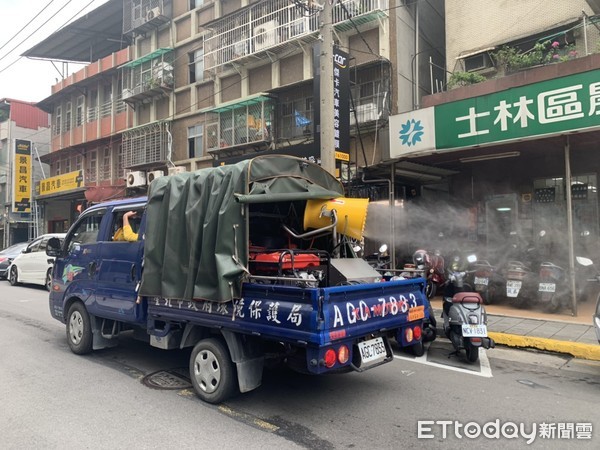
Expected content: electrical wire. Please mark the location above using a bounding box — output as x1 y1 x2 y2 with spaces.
0 0 57 53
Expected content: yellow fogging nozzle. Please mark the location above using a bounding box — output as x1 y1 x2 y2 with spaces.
304 197 369 241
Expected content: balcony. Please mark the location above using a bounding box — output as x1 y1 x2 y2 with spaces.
121 48 174 105
204 0 388 73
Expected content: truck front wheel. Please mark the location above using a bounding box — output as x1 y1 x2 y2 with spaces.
66 302 93 354
189 338 238 404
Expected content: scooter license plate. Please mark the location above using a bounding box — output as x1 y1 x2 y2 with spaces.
462 324 488 337
506 280 522 297
538 282 556 293
474 276 489 286
357 337 387 365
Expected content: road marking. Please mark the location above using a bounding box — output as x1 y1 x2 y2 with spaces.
394 345 493 378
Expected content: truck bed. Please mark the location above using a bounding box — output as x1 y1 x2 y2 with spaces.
146 277 428 346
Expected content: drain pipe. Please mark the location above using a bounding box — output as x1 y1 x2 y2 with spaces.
361 169 395 270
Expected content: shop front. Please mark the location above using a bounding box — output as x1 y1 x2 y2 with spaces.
383 67 600 317
35 170 87 234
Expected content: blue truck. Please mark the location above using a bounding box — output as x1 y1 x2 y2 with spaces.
46 156 428 403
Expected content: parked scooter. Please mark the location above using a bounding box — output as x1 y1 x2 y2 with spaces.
472 259 504 305
442 253 495 363
503 231 541 308
413 248 445 299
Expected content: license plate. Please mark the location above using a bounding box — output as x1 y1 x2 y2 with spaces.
474 276 489 286
538 282 556 292
506 280 522 297
357 337 387 365
408 305 425 321
462 324 488 337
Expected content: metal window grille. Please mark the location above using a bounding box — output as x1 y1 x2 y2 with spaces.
122 121 170 168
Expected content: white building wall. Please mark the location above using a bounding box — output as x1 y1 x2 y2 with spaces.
445 0 595 72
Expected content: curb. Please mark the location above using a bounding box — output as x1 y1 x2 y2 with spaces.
488 332 600 361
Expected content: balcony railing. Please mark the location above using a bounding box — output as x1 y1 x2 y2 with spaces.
204 0 388 72
121 48 174 104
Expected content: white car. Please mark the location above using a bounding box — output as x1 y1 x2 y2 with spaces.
8 233 66 291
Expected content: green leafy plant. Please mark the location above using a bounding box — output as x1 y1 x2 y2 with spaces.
492 40 578 72
447 71 486 88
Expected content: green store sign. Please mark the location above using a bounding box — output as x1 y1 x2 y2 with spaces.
389 69 600 158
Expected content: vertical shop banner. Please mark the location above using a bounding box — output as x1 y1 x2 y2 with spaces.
333 46 350 155
13 139 31 213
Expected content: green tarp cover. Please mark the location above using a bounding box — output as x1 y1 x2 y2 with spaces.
139 155 344 302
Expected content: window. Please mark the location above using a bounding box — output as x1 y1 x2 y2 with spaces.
101 147 111 180
66 210 105 253
63 157 71 174
189 0 205 9
55 106 62 135
55 159 61 176
75 154 83 171
87 150 97 183
464 53 493 72
115 144 125 180
188 125 203 158
189 48 204 84
65 102 72 132
76 96 85 127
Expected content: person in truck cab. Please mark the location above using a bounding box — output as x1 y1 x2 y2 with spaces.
113 211 139 242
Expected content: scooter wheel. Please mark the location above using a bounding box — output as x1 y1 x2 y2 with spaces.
465 341 480 363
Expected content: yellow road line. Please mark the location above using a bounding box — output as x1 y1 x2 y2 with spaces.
218 405 280 432
489 332 600 361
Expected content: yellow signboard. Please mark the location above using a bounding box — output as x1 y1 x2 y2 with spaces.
13 139 31 213
335 151 350 161
38 170 85 196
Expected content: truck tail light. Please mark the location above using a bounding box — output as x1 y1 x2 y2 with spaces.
413 325 422 341
405 327 414 343
337 345 349 364
324 348 337 368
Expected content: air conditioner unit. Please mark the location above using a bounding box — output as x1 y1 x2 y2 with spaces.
254 20 279 51
122 88 134 100
126 170 147 187
147 170 165 183
168 166 187 176
146 7 162 21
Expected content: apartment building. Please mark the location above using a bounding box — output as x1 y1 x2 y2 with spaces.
26 0 444 230
0 99 50 247
387 0 600 313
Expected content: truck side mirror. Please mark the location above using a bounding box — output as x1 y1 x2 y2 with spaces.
46 237 62 257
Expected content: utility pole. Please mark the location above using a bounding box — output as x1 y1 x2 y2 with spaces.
319 0 335 175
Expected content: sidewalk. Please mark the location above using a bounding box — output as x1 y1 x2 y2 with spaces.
429 297 600 361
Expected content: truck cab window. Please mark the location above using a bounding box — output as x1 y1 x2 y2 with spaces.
66 210 105 253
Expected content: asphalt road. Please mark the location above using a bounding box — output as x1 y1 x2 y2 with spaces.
1 281 598 449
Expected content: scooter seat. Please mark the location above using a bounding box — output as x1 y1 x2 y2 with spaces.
452 292 483 303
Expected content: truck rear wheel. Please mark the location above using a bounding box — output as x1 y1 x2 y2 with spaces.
189 338 238 404
67 302 93 354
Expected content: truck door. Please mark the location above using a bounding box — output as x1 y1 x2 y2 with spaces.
94 205 145 323
57 208 105 306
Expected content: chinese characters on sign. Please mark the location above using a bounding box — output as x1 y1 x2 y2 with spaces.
436 70 600 150
37 170 85 196
13 139 31 213
390 69 600 158
333 46 350 156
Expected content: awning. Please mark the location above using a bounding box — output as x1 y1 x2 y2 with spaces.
121 48 173 68
456 47 496 60
22 0 129 63
200 93 272 114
